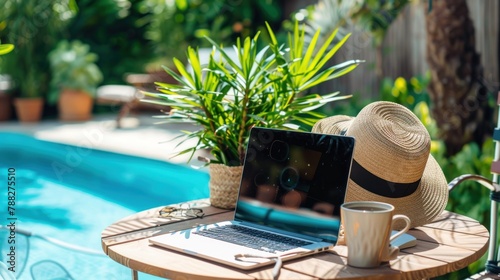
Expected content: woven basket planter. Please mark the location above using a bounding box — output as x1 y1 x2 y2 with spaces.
209 164 243 209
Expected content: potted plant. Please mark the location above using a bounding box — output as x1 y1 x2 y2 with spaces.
0 0 73 122
48 40 103 121
143 22 362 209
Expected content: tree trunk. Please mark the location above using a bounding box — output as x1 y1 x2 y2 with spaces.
425 0 492 156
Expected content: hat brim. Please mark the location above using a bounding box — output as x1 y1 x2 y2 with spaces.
313 112 449 229
312 115 354 135
345 154 448 229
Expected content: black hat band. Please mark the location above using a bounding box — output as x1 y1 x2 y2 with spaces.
350 160 420 198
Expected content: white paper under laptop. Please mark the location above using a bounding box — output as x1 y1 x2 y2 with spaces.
149 127 356 269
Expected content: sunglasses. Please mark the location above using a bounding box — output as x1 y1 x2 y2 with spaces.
158 203 204 218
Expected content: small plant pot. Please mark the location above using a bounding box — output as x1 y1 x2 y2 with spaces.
14 97 44 123
58 89 93 121
209 164 243 209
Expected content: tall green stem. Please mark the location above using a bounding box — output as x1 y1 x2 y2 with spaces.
201 97 227 164
238 88 250 165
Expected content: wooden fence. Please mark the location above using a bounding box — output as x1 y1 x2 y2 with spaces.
311 0 499 101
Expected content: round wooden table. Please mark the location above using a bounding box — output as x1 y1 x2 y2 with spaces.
101 199 489 280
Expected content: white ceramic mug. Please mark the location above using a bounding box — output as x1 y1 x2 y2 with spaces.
340 201 411 268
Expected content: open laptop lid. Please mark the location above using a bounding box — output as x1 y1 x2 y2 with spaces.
234 127 355 244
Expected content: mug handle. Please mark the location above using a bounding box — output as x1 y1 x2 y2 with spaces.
381 214 411 262
389 214 411 243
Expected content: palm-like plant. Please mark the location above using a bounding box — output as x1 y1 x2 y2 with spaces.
143 22 362 166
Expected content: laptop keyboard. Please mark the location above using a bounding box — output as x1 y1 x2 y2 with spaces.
193 225 312 253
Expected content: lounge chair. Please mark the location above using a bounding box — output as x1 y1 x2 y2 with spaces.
96 84 141 128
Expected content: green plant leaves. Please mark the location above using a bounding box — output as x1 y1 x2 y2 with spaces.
143 21 362 166
0 43 14 55
47 40 103 104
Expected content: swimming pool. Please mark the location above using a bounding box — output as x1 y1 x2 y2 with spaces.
0 132 209 279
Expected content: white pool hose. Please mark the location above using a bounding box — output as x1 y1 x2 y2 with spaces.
0 226 105 256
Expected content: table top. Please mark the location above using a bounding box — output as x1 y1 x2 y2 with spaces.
101 199 489 280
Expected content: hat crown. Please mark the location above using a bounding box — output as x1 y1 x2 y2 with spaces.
348 102 430 184
312 101 449 229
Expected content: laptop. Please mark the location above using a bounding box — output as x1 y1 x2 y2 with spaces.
149 127 356 269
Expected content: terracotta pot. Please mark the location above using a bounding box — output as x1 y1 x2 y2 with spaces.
209 164 243 209
14 97 44 123
0 93 12 121
57 89 93 121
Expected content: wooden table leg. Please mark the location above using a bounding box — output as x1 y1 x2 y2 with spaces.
132 269 139 280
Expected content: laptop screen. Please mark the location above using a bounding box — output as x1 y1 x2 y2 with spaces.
235 127 355 243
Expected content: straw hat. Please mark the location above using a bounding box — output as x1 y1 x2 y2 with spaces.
313 101 448 229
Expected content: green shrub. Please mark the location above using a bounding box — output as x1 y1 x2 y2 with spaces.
0 0 73 98
140 0 283 67
48 40 103 104
66 0 154 84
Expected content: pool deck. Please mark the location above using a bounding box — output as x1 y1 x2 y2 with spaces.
0 113 208 165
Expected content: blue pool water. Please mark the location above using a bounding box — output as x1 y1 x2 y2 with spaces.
0 132 209 279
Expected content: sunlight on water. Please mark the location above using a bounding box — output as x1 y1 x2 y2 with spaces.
0 132 209 280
